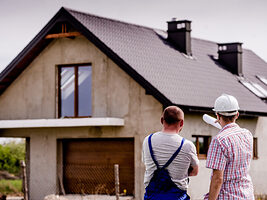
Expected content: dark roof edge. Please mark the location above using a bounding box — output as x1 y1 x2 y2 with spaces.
176 104 267 117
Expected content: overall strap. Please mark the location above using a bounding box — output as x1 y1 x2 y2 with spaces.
148 134 185 169
163 138 185 169
148 133 160 169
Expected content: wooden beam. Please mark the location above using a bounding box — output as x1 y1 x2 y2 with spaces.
45 32 81 39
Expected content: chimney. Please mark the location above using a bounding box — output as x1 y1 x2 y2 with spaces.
167 19 192 56
218 43 243 75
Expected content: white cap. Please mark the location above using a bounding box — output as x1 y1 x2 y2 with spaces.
213 94 240 116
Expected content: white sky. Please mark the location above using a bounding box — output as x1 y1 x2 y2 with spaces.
0 0 267 73
0 137 24 144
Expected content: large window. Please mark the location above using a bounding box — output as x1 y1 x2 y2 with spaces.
59 64 92 118
192 135 211 159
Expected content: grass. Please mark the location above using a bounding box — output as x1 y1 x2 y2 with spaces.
0 179 23 196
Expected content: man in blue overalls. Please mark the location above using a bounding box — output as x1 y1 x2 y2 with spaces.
142 106 199 200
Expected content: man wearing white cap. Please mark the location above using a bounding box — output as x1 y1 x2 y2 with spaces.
204 94 254 200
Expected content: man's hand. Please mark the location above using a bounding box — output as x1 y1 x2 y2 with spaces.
188 165 198 176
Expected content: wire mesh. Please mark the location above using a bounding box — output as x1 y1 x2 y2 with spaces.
63 164 116 195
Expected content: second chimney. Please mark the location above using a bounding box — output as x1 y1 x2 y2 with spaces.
167 19 192 56
218 43 243 76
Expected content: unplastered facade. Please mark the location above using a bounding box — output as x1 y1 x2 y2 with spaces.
0 35 266 200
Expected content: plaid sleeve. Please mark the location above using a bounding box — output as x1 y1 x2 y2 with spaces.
206 138 227 170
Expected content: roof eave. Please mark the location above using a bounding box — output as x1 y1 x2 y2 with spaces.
179 104 267 117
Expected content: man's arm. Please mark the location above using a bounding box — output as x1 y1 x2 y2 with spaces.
188 164 198 176
208 169 224 200
187 140 199 176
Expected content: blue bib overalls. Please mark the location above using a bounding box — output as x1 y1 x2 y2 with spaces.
144 133 190 200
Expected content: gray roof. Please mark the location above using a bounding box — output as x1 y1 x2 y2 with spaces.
67 8 267 114
1 7 267 116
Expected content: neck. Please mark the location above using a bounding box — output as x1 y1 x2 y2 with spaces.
221 121 235 128
162 127 179 134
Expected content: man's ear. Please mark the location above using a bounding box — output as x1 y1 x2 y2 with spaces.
180 119 184 128
177 119 184 133
236 112 239 120
161 117 164 124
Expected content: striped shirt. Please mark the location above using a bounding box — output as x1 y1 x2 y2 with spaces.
205 123 254 200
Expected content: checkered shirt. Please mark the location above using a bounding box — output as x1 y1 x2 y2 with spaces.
204 123 254 200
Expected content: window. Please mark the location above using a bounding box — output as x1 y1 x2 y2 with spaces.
58 64 92 118
251 82 267 97
192 135 211 159
253 137 258 159
239 79 267 99
192 135 258 160
256 75 267 86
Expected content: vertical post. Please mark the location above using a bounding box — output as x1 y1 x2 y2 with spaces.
196 136 200 155
114 164 120 200
20 160 28 200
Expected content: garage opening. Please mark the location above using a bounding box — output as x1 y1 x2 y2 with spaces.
0 137 29 199
60 138 134 196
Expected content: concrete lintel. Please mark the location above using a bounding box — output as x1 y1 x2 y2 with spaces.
0 118 124 129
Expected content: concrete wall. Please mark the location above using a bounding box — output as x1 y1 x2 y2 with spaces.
250 116 267 196
0 35 162 200
0 35 265 200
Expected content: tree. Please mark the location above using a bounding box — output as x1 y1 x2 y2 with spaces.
0 141 25 175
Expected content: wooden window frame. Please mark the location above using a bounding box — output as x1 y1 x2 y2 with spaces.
253 137 258 159
58 64 92 118
192 135 211 159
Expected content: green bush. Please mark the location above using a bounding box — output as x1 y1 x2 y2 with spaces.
0 179 22 195
0 141 25 175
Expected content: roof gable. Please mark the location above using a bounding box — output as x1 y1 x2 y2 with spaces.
0 7 171 108
1 7 267 116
